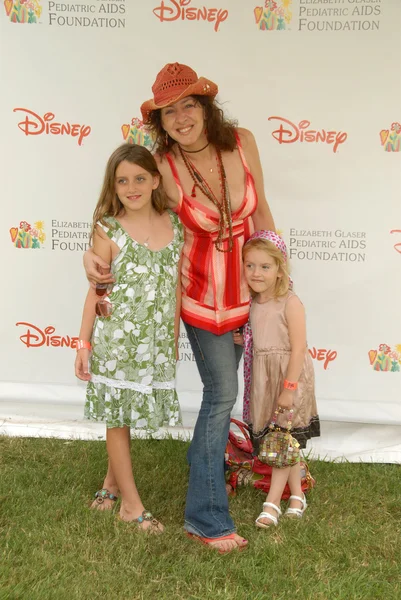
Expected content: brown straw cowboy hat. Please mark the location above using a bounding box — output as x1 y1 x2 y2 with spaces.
140 62 218 123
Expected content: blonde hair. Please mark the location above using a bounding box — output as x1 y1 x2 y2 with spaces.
242 238 291 298
90 143 168 243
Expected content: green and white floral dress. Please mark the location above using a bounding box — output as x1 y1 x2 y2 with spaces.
85 211 184 431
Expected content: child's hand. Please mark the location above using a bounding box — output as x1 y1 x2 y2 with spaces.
277 389 294 411
233 329 244 346
75 350 91 381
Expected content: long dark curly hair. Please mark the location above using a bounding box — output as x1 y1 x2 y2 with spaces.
146 95 238 156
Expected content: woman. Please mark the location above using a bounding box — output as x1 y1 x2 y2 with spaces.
84 62 275 554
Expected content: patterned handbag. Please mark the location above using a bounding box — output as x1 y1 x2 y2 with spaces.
225 418 314 499
258 407 301 468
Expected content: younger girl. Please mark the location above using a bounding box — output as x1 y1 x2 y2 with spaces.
75 144 183 532
238 230 320 528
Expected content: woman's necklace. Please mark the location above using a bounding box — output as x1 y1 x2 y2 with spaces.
179 142 210 154
179 142 213 172
178 145 233 252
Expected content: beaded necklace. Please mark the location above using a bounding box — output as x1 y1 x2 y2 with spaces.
178 145 233 252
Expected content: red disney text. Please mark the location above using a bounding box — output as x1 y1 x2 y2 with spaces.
16 323 79 349
268 117 347 153
153 0 228 32
13 108 91 146
308 347 337 370
390 230 401 254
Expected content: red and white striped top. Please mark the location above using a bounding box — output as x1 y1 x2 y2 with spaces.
166 132 258 335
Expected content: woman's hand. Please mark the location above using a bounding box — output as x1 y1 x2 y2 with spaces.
75 349 91 381
83 249 115 287
233 329 244 346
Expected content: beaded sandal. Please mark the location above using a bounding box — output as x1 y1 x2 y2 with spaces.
118 510 163 534
92 488 118 507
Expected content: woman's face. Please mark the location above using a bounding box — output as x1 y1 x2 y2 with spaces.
160 96 206 147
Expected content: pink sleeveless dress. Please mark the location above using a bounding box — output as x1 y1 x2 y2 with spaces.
249 292 320 449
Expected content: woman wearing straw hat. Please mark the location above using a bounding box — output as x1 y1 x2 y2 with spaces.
84 62 276 554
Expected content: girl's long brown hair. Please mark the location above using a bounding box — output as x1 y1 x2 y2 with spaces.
146 95 238 156
90 143 168 243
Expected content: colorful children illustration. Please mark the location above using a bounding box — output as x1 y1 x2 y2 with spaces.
368 344 401 372
121 118 154 151
9 220 45 248
3 0 42 23
254 0 292 31
380 123 401 152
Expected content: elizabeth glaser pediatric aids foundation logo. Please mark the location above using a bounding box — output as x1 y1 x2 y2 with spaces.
368 344 401 373
10 220 45 249
380 123 401 152
254 0 292 31
3 0 41 23
121 118 153 151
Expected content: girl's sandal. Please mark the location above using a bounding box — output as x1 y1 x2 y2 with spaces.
118 510 163 534
255 502 282 529
284 494 307 519
186 532 248 554
91 488 119 509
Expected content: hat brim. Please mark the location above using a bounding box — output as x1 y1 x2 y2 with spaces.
140 77 218 123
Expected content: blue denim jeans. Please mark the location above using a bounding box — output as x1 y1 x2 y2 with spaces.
183 323 243 538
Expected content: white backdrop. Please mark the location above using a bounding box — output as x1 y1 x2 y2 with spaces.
1 0 400 455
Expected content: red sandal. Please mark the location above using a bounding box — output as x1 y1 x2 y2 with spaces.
186 532 248 554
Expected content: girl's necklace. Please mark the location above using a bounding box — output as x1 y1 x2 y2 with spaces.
178 145 233 252
139 215 155 248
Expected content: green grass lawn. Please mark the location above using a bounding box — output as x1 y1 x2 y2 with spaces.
0 436 400 600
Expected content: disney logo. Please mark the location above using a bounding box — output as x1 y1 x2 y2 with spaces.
268 117 347 153
13 108 91 146
308 347 337 370
390 230 401 254
153 0 228 32
16 322 79 348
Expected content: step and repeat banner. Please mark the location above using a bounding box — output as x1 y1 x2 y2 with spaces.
1 0 400 430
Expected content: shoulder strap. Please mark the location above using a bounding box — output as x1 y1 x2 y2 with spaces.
234 130 251 174
165 153 184 212
95 217 119 241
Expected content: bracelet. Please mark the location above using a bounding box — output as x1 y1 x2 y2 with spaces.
76 339 92 351
283 379 298 391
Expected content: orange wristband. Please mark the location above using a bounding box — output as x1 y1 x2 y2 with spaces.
283 379 298 391
76 340 92 351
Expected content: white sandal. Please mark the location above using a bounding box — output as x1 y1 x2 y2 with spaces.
284 494 307 518
255 502 282 529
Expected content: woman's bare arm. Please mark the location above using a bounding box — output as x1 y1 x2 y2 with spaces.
237 128 276 232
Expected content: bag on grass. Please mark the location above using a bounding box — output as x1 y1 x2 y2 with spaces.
225 418 314 499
